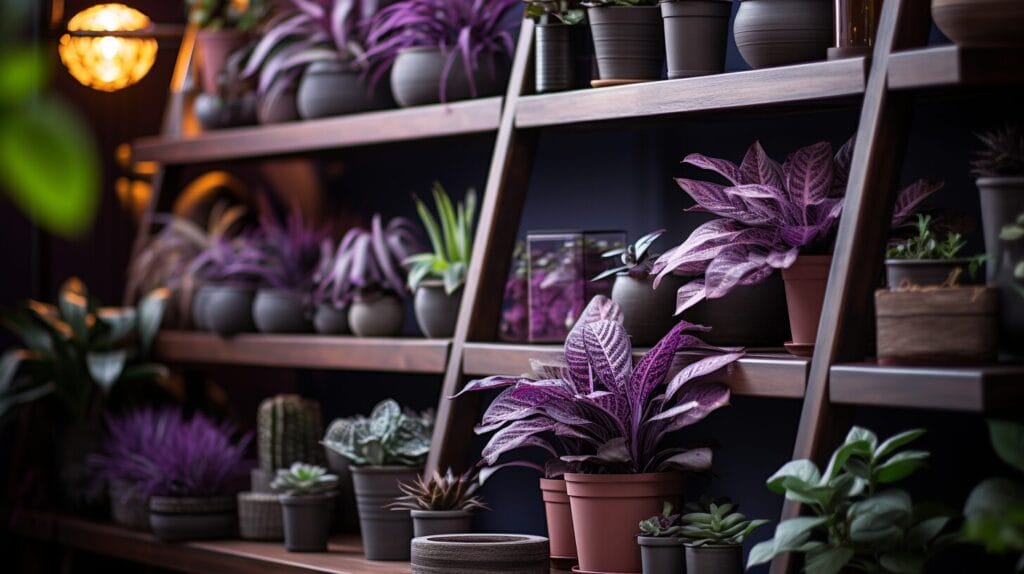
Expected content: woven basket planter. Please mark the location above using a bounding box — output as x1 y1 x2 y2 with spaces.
238 492 284 541
411 534 549 574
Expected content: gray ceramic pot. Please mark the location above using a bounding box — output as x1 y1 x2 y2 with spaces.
611 274 684 347
257 85 300 124
686 544 743 574
414 282 462 339
390 47 508 107
683 272 791 346
661 0 732 79
535 23 574 93
109 481 149 531
411 510 473 538
588 6 665 81
194 92 258 129
885 259 982 288
349 295 405 337
297 60 394 119
314 304 351 335
192 286 215 331
325 448 360 532
253 288 311 334
638 536 685 574
733 0 832 69
351 466 420 561
410 534 550 574
205 285 256 336
149 496 237 541
280 493 335 552
978 176 1024 353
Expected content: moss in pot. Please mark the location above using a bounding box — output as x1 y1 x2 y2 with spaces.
271 463 339 552
678 496 767 574
388 467 488 538
885 214 985 289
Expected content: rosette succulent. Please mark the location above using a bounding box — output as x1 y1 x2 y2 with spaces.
271 463 339 496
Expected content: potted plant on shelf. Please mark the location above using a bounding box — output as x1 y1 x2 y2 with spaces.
405 184 477 338
388 467 488 537
194 43 261 130
322 399 434 560
457 295 743 573
653 138 941 356
747 426 954 572
886 214 984 288
732 0 832 69
523 1 587 93
678 496 767 574
186 0 270 94
271 463 339 552
581 0 663 85
636 502 685 574
255 394 326 491
932 0 1024 48
660 0 731 79
364 0 520 107
962 420 1024 569
189 234 265 335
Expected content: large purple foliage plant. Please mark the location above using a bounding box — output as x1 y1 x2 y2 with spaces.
455 295 742 475
254 208 334 294
652 139 943 313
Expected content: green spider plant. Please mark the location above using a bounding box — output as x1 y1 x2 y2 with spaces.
405 183 478 295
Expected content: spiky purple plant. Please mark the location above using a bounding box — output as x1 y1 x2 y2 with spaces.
90 408 181 499
188 234 265 288
254 208 334 294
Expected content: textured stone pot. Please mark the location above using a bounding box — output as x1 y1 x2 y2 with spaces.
639 536 686 574
410 534 550 574
253 288 311 334
781 255 832 348
257 86 300 124
565 472 684 573
683 272 791 347
192 286 215 331
351 466 419 560
661 0 732 79
536 23 574 93
349 295 405 337
885 259 982 289
588 6 665 81
298 60 394 119
314 304 351 335
149 496 237 541
109 481 149 531
205 285 256 336
733 0 832 69
978 176 1024 353
414 282 462 338
390 47 507 108
539 478 577 566
280 493 335 552
196 29 246 94
411 509 473 538
933 0 1024 47
686 543 744 574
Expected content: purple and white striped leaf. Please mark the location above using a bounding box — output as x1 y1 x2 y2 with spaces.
892 180 943 226
583 320 632 391
684 153 743 185
664 353 744 403
782 141 834 209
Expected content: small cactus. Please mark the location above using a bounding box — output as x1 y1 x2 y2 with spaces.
258 394 325 473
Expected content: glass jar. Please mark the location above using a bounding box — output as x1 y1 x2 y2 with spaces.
831 0 883 59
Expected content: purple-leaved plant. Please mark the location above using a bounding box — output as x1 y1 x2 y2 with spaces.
652 139 943 313
255 208 334 294
188 233 266 288
89 408 181 500
455 295 742 475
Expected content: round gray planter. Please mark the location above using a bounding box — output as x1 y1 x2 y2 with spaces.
297 60 394 119
351 466 420 561
253 288 311 334
414 282 462 338
411 509 473 538
411 533 550 574
257 85 300 124
314 303 351 335
205 285 256 336
349 295 405 337
638 535 685 574
390 47 507 107
661 0 732 79
149 496 237 541
192 286 215 331
685 543 744 574
885 259 981 289
611 273 683 347
978 176 1024 354
733 0 832 69
280 492 335 552
588 6 665 81
535 23 574 93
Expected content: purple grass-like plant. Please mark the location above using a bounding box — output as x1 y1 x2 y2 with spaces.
254 208 334 294
455 296 742 475
188 233 266 288
90 408 181 499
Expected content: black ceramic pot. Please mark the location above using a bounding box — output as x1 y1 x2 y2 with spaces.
638 536 685 574
390 47 508 108
205 285 256 336
253 288 311 334
280 493 335 552
733 0 832 69
587 6 665 81
351 466 419 561
411 510 473 538
611 274 684 347
414 282 462 339
685 544 744 574
297 60 394 119
349 295 404 337
682 272 791 347
535 23 574 93
149 496 237 541
661 0 732 79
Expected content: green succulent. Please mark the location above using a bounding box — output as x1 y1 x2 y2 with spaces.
322 399 434 467
680 496 768 547
523 1 585 25
271 462 339 496
405 183 478 295
639 501 683 537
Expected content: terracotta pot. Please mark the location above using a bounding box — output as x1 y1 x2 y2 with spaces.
313 303 351 335
978 176 1024 354
257 86 300 124
349 294 405 337
410 534 550 574
196 29 246 94
414 282 462 338
683 272 790 347
588 6 665 81
932 0 1024 47
280 493 335 552
390 47 508 107
885 259 982 289
539 478 577 566
149 496 237 541
535 23 575 93
205 285 256 336
661 0 731 79
411 509 473 538
565 472 684 573
639 536 685 574
780 255 832 348
611 274 683 347
297 60 394 119
685 544 744 574
733 0 832 69
351 466 419 560
253 288 311 334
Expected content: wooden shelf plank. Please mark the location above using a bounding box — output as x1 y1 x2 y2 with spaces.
462 343 808 399
515 58 867 129
133 97 503 164
887 45 1024 90
830 362 1024 413
156 331 450 374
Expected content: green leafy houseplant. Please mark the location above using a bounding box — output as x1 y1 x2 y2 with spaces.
405 184 478 295
748 427 953 573
887 215 970 261
593 229 665 281
962 420 1024 571
524 1 586 25
271 463 339 496
639 502 683 537
680 496 768 546
388 467 488 512
321 399 434 466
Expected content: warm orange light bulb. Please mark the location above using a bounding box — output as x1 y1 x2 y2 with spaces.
58 3 158 92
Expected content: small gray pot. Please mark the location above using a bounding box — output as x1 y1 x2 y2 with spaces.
349 295 405 337
149 496 237 541
390 47 507 108
192 286 215 331
297 60 394 119
638 536 685 574
280 492 335 552
351 465 420 561
885 259 982 289
253 288 311 334
205 285 256 336
314 303 351 335
588 6 665 81
325 448 360 533
109 481 149 531
686 543 744 574
414 282 462 339
661 0 732 79
257 85 300 124
611 273 683 347
411 509 473 538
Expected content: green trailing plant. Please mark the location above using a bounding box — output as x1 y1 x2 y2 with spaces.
322 399 434 467
405 183 478 295
523 1 585 25
962 420 1024 571
271 462 339 496
1001 212 1024 298
387 467 489 512
592 229 665 281
186 0 270 31
680 496 768 547
258 394 325 473
0 278 168 422
638 502 683 537
748 426 954 574
972 125 1024 178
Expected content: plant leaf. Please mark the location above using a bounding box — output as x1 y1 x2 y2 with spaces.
988 419 1024 474
86 350 128 392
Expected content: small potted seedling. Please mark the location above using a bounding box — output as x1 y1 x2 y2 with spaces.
679 496 768 574
637 502 685 574
388 467 488 538
271 463 339 552
886 214 984 288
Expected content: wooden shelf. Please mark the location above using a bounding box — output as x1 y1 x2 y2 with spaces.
830 362 1024 413
514 58 867 129
133 97 503 164
887 45 1024 90
156 331 450 374
462 343 808 399
11 512 407 574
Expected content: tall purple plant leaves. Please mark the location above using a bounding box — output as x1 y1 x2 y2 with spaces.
656 448 713 472
684 153 743 186
832 137 855 194
480 418 559 465
739 141 785 189
782 141 834 212
892 179 944 226
452 374 525 398
628 320 708 420
675 279 707 314
703 247 771 299
663 353 744 403
371 214 405 295
583 320 632 391
564 295 622 393
652 380 731 437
